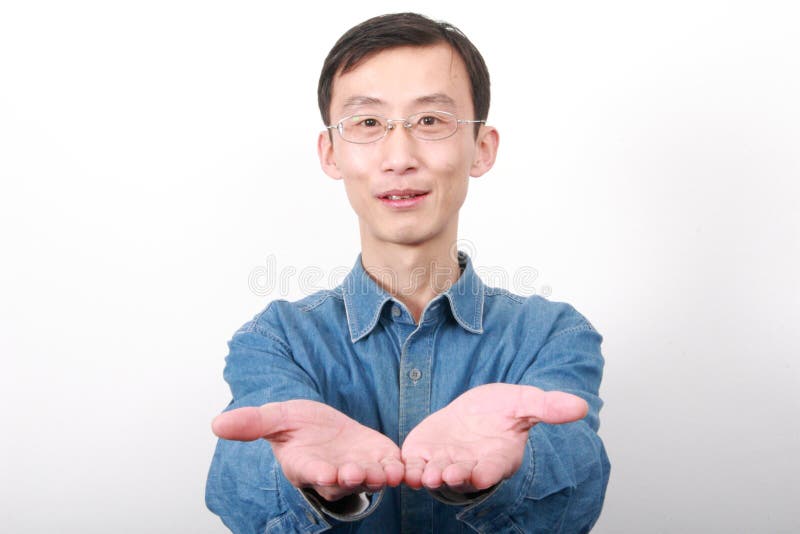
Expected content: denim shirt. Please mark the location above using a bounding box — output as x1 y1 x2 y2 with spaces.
206 252 610 533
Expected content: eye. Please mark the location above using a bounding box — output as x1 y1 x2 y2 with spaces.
350 116 383 128
418 115 439 126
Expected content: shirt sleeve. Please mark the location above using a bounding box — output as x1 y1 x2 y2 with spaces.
456 304 611 533
204 309 383 533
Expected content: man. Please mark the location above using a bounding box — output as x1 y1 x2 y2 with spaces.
206 12 609 533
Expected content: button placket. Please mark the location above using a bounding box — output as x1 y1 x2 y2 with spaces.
398 326 435 532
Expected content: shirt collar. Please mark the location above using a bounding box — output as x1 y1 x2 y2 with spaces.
340 251 485 343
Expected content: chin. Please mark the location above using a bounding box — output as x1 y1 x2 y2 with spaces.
378 228 433 247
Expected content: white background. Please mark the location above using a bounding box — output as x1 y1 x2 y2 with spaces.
1 1 798 532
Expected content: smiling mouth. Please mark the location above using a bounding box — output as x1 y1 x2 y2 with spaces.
377 190 430 208
378 189 429 200
385 194 423 200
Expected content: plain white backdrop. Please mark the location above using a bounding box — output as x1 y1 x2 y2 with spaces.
1 1 798 532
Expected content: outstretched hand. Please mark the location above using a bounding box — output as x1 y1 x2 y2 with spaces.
212 400 404 502
212 385 586 501
401 383 588 493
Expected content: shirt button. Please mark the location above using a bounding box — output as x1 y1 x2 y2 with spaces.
391 305 401 317
409 368 422 381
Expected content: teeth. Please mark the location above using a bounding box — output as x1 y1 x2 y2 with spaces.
387 194 417 200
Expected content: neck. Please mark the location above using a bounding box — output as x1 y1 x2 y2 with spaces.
360 238 462 324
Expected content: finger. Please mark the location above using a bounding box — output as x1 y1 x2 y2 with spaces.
516 387 589 426
421 456 450 489
314 486 355 502
292 457 339 488
338 462 367 488
362 462 387 491
442 460 476 488
212 407 260 441
380 457 405 487
471 456 511 490
212 403 295 441
402 456 427 489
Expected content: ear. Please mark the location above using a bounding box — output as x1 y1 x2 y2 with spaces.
318 130 343 180
469 126 499 178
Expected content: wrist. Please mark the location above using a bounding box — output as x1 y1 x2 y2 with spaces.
428 484 499 505
304 488 366 512
301 487 379 521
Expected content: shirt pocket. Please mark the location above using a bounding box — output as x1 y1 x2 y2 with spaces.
258 444 279 491
265 512 291 533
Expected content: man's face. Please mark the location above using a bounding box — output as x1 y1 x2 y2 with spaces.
318 43 498 252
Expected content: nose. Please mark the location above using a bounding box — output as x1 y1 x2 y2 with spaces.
380 120 419 175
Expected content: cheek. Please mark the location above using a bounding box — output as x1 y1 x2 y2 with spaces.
429 143 474 189
433 138 475 173
341 174 370 204
334 144 376 178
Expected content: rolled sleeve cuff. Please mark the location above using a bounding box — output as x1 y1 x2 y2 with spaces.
454 440 535 532
428 484 499 506
278 470 382 531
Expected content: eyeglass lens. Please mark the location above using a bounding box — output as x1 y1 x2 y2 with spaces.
339 111 457 143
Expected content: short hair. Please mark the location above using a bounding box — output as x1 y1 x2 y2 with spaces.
318 12 490 136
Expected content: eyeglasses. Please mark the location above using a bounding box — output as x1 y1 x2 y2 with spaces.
326 110 485 144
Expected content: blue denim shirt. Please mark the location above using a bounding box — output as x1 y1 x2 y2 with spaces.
206 252 609 533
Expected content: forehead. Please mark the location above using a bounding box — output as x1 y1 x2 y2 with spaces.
329 43 473 117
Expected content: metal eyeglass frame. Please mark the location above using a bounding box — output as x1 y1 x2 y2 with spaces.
325 110 486 144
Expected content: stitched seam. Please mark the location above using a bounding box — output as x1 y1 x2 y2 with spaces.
548 321 595 341
447 293 481 333
251 324 293 353
264 513 287 533
474 283 483 330
424 318 440 413
342 289 358 342
511 440 536 511
484 286 511 296
554 486 575 533
236 301 277 335
298 291 332 312
488 290 525 304
448 299 471 330
361 297 391 341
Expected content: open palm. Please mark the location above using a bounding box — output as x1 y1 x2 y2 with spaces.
401 383 588 493
213 399 404 502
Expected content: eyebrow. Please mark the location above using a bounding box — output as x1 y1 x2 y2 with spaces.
413 93 457 109
340 93 458 113
341 96 385 112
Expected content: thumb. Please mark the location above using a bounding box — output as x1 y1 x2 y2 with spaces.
211 403 289 442
517 387 589 425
